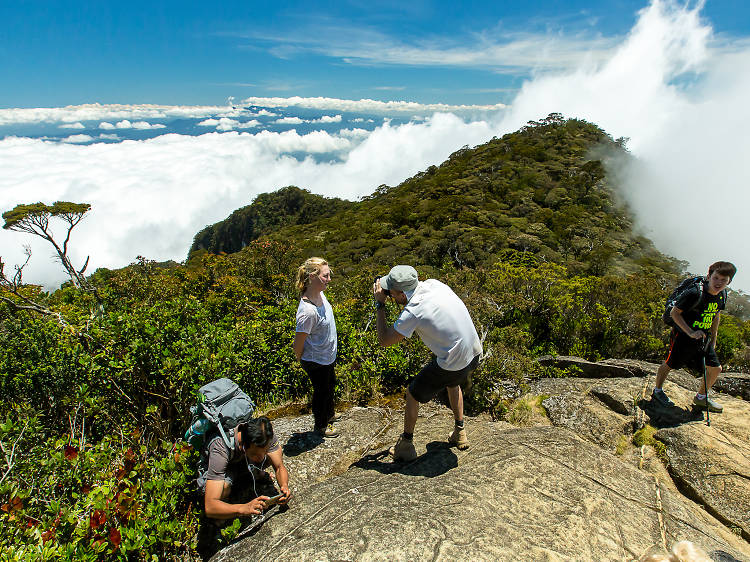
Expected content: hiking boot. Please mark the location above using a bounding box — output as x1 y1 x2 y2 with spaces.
651 388 674 407
693 395 723 413
448 427 469 450
329 412 343 423
388 435 417 462
315 424 340 438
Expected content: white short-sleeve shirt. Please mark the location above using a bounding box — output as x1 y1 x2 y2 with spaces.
394 279 482 371
296 293 337 365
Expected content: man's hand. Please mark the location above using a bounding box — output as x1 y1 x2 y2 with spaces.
238 496 270 516
688 329 704 340
373 278 387 304
277 485 291 505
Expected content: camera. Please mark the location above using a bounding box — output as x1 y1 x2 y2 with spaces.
374 275 390 296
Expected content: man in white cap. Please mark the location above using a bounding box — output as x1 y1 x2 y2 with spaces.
373 266 482 461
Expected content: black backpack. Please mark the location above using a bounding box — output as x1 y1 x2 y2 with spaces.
662 276 707 327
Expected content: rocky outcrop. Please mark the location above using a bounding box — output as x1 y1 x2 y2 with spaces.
530 357 750 545
213 374 750 561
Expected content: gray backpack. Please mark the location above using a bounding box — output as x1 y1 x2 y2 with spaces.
184 378 255 449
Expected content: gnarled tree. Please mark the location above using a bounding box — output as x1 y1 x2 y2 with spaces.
1 201 100 323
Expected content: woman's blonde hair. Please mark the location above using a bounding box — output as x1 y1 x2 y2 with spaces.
296 257 329 295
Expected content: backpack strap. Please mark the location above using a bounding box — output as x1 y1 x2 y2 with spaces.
216 415 235 450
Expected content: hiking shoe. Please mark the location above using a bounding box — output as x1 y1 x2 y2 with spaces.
651 388 674 407
693 395 723 413
448 427 469 450
315 424 340 438
328 412 343 423
388 435 417 462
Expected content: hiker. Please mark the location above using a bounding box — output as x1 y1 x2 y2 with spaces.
652 261 737 412
373 265 482 461
293 257 341 438
198 416 291 520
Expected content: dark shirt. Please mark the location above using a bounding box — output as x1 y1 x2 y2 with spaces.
675 284 726 333
204 431 280 482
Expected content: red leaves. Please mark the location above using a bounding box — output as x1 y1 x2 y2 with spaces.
89 509 106 530
116 449 137 480
1 495 23 512
81 483 92 495
63 444 78 460
109 527 122 549
41 529 56 544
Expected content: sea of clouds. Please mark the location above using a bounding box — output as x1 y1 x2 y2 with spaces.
0 0 747 291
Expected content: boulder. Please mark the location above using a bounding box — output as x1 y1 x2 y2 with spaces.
527 356 750 547
712 372 750 401
215 404 749 561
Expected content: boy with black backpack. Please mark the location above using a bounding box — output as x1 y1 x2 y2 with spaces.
652 261 737 412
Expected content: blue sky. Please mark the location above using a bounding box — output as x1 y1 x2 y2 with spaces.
1 1 749 291
2 0 748 108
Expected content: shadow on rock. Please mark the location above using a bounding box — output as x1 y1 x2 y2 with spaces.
352 441 458 478
710 551 743 562
283 431 324 457
638 398 704 428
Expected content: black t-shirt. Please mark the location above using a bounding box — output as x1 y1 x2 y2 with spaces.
674 283 726 333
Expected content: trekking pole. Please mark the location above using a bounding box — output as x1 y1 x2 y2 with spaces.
702 335 710 427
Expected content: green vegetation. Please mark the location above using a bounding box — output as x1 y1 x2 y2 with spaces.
189 186 354 256
633 424 668 462
504 395 548 426
1 116 748 558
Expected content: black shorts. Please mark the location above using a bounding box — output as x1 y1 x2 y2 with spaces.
408 354 480 403
665 330 720 373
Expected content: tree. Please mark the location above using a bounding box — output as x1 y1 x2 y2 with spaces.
1 201 100 323
3 201 93 290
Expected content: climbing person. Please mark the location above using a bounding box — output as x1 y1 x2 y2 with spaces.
196 416 291 558
373 265 482 461
293 257 340 438
652 261 737 413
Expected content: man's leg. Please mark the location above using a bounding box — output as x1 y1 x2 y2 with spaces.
654 362 671 389
447 385 469 450
698 365 721 394
446 385 464 423
403 389 419 434
651 362 676 407
389 389 419 461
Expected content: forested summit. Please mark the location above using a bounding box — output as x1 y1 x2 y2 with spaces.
191 114 680 279
189 186 355 256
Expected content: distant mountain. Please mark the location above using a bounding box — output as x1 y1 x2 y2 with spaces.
191 115 680 278
189 185 355 256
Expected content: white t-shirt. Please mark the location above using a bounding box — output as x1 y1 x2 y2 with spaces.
394 279 482 371
295 293 337 365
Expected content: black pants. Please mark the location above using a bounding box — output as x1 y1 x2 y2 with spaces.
301 360 336 430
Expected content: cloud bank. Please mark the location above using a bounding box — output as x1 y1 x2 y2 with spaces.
1 1 748 292
0 115 494 288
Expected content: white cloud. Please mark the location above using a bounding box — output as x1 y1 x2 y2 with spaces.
113 120 167 130
235 21 619 73
0 114 492 289
60 134 93 144
244 96 505 114
312 115 342 123
338 128 370 139
99 122 115 130
98 133 120 140
60 122 85 129
197 117 261 131
491 0 750 291
132 121 167 130
274 116 304 125
0 103 256 126
1 1 749 293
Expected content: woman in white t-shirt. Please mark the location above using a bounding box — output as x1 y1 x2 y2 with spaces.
292 257 340 438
